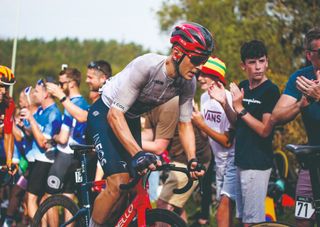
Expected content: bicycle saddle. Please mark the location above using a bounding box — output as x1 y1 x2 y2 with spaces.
285 144 320 156
69 143 94 153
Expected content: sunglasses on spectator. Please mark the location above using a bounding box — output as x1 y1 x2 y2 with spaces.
59 81 71 87
308 48 320 57
24 86 32 105
37 79 45 87
88 61 107 75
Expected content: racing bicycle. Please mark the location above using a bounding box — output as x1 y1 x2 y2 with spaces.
32 144 193 226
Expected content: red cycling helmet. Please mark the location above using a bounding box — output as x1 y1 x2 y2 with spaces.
0 65 16 86
170 22 214 56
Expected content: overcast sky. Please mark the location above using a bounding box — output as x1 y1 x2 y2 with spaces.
0 0 171 53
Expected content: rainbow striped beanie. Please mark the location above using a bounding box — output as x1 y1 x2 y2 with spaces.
201 57 227 85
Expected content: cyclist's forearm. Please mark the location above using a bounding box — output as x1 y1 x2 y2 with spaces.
4 133 14 164
178 121 196 161
107 108 141 156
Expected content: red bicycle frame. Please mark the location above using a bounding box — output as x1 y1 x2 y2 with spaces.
115 178 151 227
90 164 192 227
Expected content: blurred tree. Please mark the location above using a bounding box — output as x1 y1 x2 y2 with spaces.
157 0 319 80
0 38 149 102
156 0 320 146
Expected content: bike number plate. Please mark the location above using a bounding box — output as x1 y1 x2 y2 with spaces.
75 168 83 183
295 196 315 219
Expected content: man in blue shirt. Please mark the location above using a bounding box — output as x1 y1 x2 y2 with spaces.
271 27 320 227
20 78 62 221
47 68 89 198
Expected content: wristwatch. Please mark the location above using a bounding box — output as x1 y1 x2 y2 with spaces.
238 108 248 118
59 96 67 103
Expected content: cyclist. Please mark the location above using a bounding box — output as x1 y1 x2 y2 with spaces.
3 87 38 226
270 27 320 227
86 22 214 226
0 65 16 174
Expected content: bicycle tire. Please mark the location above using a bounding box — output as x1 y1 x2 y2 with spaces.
250 221 294 227
273 150 289 179
32 194 86 227
129 208 187 227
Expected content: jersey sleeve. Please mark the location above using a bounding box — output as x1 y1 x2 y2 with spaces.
43 111 62 139
263 84 281 114
61 110 72 132
144 114 152 130
283 72 301 100
179 78 197 122
4 100 15 134
111 55 150 112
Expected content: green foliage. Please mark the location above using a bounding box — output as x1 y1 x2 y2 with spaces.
157 0 315 147
0 38 150 101
157 0 320 80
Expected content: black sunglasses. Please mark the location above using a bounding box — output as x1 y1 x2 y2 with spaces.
189 54 209 66
308 48 320 56
179 48 209 66
87 61 107 75
59 81 71 87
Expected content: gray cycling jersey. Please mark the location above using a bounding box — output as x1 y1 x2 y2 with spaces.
101 53 196 122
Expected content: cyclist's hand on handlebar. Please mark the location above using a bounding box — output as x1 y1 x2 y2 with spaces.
187 158 206 179
6 161 18 176
131 151 161 175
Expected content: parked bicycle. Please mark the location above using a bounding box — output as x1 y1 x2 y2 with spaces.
251 143 320 227
32 144 193 226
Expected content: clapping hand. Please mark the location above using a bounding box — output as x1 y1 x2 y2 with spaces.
191 102 204 128
230 82 244 113
296 75 320 101
208 81 226 106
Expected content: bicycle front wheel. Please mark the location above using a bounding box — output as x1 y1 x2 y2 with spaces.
250 222 294 227
32 194 86 227
129 208 187 227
